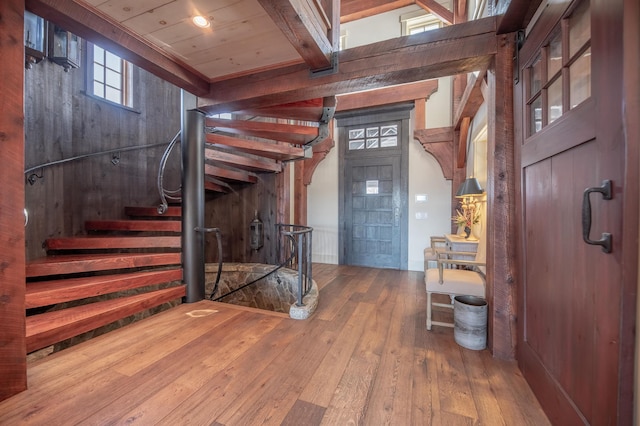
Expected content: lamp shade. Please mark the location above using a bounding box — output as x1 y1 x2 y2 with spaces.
456 177 483 197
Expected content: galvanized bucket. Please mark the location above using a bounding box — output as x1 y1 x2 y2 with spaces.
454 295 487 350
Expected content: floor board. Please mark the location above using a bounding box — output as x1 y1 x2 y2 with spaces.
0 264 550 425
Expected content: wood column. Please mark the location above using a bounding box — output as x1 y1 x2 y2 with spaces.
486 33 517 359
0 0 27 401
294 161 307 226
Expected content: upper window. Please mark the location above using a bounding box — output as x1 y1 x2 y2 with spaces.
89 44 133 108
348 124 398 151
526 0 590 136
401 11 442 36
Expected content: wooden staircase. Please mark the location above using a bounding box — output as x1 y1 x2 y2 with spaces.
25 207 184 353
24 97 336 354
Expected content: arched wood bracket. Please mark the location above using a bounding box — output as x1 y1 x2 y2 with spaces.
414 127 454 180
303 134 335 186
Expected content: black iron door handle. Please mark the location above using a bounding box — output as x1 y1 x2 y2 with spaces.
582 179 612 253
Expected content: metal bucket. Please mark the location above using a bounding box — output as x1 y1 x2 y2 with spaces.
454 295 487 350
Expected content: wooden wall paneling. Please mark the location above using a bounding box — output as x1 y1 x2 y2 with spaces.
486 33 517 359
0 0 27 401
24 47 181 261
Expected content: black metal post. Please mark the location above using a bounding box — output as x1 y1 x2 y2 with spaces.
182 103 205 303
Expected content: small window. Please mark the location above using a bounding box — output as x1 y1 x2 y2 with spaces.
401 11 443 36
89 43 133 108
525 0 590 136
348 124 398 151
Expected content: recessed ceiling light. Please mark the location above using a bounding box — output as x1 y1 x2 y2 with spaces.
192 15 210 28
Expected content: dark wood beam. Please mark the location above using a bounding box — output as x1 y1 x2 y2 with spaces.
0 0 27 402
340 0 413 23
456 0 467 22
205 147 283 173
206 134 305 161
495 0 544 34
457 116 471 168
415 0 454 25
453 69 487 129
258 0 334 71
205 118 319 145
198 17 497 114
336 80 439 111
25 0 209 96
414 127 454 180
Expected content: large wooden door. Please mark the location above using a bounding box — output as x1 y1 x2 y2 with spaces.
338 106 410 269
516 0 634 423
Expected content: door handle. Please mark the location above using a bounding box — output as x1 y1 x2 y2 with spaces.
394 207 399 226
582 179 612 253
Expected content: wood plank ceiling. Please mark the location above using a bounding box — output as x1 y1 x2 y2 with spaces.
26 0 496 112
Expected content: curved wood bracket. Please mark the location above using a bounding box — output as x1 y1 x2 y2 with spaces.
303 134 335 186
414 127 454 180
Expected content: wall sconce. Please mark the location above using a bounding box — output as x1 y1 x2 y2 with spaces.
48 24 81 71
24 11 46 69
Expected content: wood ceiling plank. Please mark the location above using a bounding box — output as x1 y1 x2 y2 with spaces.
198 17 497 113
206 118 319 145
204 164 258 184
415 0 454 25
205 147 283 173
258 0 333 70
206 134 305 161
336 80 439 111
26 0 209 96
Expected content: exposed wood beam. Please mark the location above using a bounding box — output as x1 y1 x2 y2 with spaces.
340 0 413 23
26 0 209 96
496 0 544 34
198 17 497 114
336 80 439 111
204 164 258 184
456 0 467 22
453 69 487 129
414 99 426 130
206 134 305 161
205 118 319 145
258 0 334 71
205 147 283 173
0 0 27 402
457 116 471 168
414 127 454 180
415 0 454 25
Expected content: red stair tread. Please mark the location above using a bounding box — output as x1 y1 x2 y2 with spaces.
44 236 181 250
85 220 181 233
26 268 183 309
26 253 182 277
125 206 182 218
26 286 186 353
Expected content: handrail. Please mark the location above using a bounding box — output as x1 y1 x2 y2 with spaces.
24 142 168 184
157 131 181 214
277 223 313 307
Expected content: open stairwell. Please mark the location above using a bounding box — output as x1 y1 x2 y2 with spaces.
24 97 336 354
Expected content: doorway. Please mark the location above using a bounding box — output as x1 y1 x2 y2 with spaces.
337 105 410 269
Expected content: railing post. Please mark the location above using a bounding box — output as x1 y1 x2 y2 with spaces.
297 232 304 307
181 92 205 303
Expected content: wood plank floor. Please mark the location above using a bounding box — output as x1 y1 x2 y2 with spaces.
0 264 550 425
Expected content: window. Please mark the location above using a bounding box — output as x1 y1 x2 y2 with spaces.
401 11 442 36
348 124 398 151
525 0 590 136
89 44 133 107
